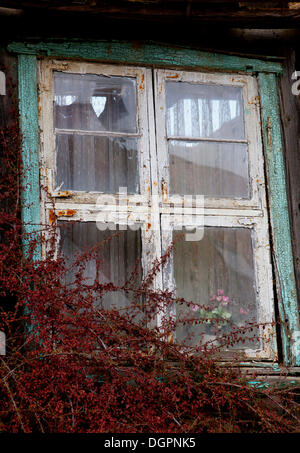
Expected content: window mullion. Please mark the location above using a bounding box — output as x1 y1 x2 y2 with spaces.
154 69 169 203
142 69 163 292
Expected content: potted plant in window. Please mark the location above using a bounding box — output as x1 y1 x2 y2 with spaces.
191 289 249 345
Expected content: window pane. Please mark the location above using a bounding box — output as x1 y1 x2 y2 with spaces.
59 222 142 311
169 140 249 198
54 72 137 133
56 135 139 193
166 82 245 140
173 227 259 348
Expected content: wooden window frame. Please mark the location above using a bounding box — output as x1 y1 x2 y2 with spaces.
10 40 300 366
38 61 158 281
155 69 275 360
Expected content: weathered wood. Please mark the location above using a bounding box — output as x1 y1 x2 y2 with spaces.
259 72 300 367
278 51 300 317
7 41 284 74
18 54 41 260
1 0 300 26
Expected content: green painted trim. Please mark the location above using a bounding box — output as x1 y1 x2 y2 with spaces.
8 40 284 74
18 54 41 261
259 72 300 367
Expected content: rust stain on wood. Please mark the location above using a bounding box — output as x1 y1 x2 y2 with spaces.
55 191 72 198
167 332 174 344
162 179 168 202
166 73 179 79
57 209 76 217
49 209 56 225
267 116 273 147
139 73 145 90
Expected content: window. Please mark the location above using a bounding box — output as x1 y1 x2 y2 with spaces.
38 59 275 360
12 41 298 365
39 62 155 311
157 70 274 357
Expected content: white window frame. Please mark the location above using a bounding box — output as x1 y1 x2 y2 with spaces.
38 60 159 280
155 69 275 360
38 59 276 361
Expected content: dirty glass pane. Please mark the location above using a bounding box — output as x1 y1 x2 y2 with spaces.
169 140 249 198
166 82 245 140
56 135 139 193
173 227 259 349
59 222 142 311
54 72 137 133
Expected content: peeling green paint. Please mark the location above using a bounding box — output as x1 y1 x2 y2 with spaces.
8 40 284 74
248 380 270 389
18 54 41 261
259 72 300 367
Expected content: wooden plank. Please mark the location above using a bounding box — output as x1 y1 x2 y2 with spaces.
259 72 300 367
278 51 300 327
1 1 300 29
7 41 284 74
18 54 41 260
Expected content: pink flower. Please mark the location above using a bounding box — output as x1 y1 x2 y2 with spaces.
220 296 230 307
217 289 224 296
240 308 248 316
191 305 199 312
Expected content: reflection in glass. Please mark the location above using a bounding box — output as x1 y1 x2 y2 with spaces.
166 82 244 140
56 135 139 193
59 222 142 311
54 72 137 133
169 140 249 198
173 227 259 348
